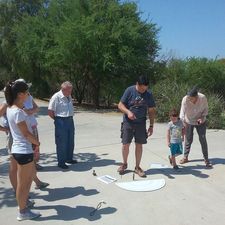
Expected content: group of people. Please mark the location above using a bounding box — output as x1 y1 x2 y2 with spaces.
0 75 211 221
117 75 212 177
0 80 77 221
167 85 211 169
0 79 52 221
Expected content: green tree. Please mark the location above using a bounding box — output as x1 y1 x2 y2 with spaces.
43 0 160 106
0 0 48 91
1 0 160 105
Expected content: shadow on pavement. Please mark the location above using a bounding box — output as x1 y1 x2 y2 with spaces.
33 186 99 202
145 157 225 179
35 204 117 221
0 187 17 209
38 152 120 173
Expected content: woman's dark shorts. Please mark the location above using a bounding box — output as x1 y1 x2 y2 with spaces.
121 122 147 144
12 153 34 165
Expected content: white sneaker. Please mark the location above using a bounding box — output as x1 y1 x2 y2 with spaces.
17 209 41 221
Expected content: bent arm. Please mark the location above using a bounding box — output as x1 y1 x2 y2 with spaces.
0 125 9 132
118 101 136 120
48 110 55 119
31 99 39 114
118 101 129 115
17 121 40 146
0 103 7 117
23 99 39 115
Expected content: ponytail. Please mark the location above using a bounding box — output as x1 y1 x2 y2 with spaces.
4 82 14 106
4 81 29 106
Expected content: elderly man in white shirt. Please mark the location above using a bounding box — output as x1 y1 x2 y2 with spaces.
179 86 212 168
48 81 77 169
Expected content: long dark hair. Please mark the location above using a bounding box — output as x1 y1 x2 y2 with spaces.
4 81 29 106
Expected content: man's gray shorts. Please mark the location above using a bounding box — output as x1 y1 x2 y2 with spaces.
121 122 147 144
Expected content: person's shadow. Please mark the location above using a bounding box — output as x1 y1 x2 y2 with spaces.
0 187 17 209
32 186 99 202
35 204 117 221
38 152 120 173
145 157 225 179
145 166 210 180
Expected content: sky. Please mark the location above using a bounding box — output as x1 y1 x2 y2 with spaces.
133 0 225 59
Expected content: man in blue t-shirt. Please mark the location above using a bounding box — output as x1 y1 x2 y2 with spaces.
118 75 156 177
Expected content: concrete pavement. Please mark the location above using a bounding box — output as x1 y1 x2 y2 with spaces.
0 91 225 225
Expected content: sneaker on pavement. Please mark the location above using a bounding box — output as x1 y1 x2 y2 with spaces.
66 159 78 164
35 181 49 190
17 209 41 221
58 164 69 169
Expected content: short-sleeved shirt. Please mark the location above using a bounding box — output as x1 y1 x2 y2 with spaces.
48 90 74 117
0 101 8 127
6 107 33 154
120 85 155 124
167 120 184 143
24 95 37 127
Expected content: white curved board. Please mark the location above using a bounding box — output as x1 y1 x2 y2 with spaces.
115 179 166 192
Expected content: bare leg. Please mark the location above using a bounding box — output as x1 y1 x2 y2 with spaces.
9 156 17 192
16 161 35 211
135 143 143 168
122 143 130 164
171 155 177 167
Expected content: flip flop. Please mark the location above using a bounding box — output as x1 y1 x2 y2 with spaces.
180 158 189 164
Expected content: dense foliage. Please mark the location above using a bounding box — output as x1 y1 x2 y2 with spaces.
0 0 159 105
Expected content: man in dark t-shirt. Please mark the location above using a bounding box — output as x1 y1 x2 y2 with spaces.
118 75 156 177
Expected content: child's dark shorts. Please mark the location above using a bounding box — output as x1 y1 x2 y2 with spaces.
121 122 147 144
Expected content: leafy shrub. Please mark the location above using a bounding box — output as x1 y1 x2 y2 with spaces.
207 93 225 129
152 80 189 122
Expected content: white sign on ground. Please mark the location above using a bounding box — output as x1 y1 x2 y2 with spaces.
97 175 117 184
